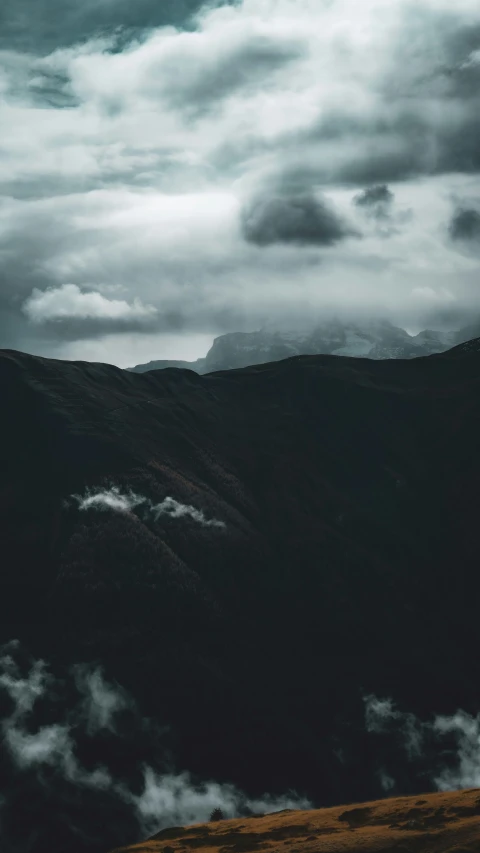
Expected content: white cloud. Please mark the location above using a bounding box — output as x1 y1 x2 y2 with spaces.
0 643 114 791
133 768 311 835
151 496 226 529
73 486 146 513
0 642 310 843
365 694 480 792
378 770 395 792
5 722 108 786
433 711 480 790
74 665 131 735
365 695 423 759
0 645 47 722
23 283 157 324
71 485 227 529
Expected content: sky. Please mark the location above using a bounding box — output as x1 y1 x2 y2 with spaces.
1 0 480 366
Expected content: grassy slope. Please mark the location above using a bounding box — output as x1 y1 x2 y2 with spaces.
114 789 480 853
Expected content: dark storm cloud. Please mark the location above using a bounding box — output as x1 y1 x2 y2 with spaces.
0 221 59 345
289 12 480 187
241 192 358 247
306 111 430 181
351 184 412 237
307 109 480 186
369 12 480 179
354 185 394 208
0 0 219 53
23 315 160 341
162 34 305 113
449 207 480 241
337 149 422 186
354 185 394 218
436 116 480 175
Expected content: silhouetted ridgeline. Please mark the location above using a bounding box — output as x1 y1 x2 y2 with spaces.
0 341 480 852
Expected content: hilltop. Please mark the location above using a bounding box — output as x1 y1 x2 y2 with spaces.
114 789 480 853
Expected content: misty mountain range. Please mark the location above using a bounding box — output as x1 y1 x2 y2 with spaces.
2 339 480 852
129 318 480 374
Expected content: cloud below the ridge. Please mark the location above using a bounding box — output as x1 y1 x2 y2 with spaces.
365 694 480 792
135 769 310 835
72 486 227 529
0 640 311 850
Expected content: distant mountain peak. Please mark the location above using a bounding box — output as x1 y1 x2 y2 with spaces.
128 317 478 375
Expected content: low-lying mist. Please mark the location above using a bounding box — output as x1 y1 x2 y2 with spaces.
0 640 310 853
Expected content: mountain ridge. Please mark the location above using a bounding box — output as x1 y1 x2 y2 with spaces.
113 788 480 853
128 319 478 374
1 340 480 852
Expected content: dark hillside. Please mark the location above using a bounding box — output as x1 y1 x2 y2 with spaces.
1 342 480 851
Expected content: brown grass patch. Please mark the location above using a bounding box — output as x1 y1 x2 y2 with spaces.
110 789 480 853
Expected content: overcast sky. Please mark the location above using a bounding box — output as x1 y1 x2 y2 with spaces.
1 0 480 366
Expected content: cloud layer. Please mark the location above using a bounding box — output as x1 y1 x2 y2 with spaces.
0 0 480 364
365 694 480 792
0 641 310 852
